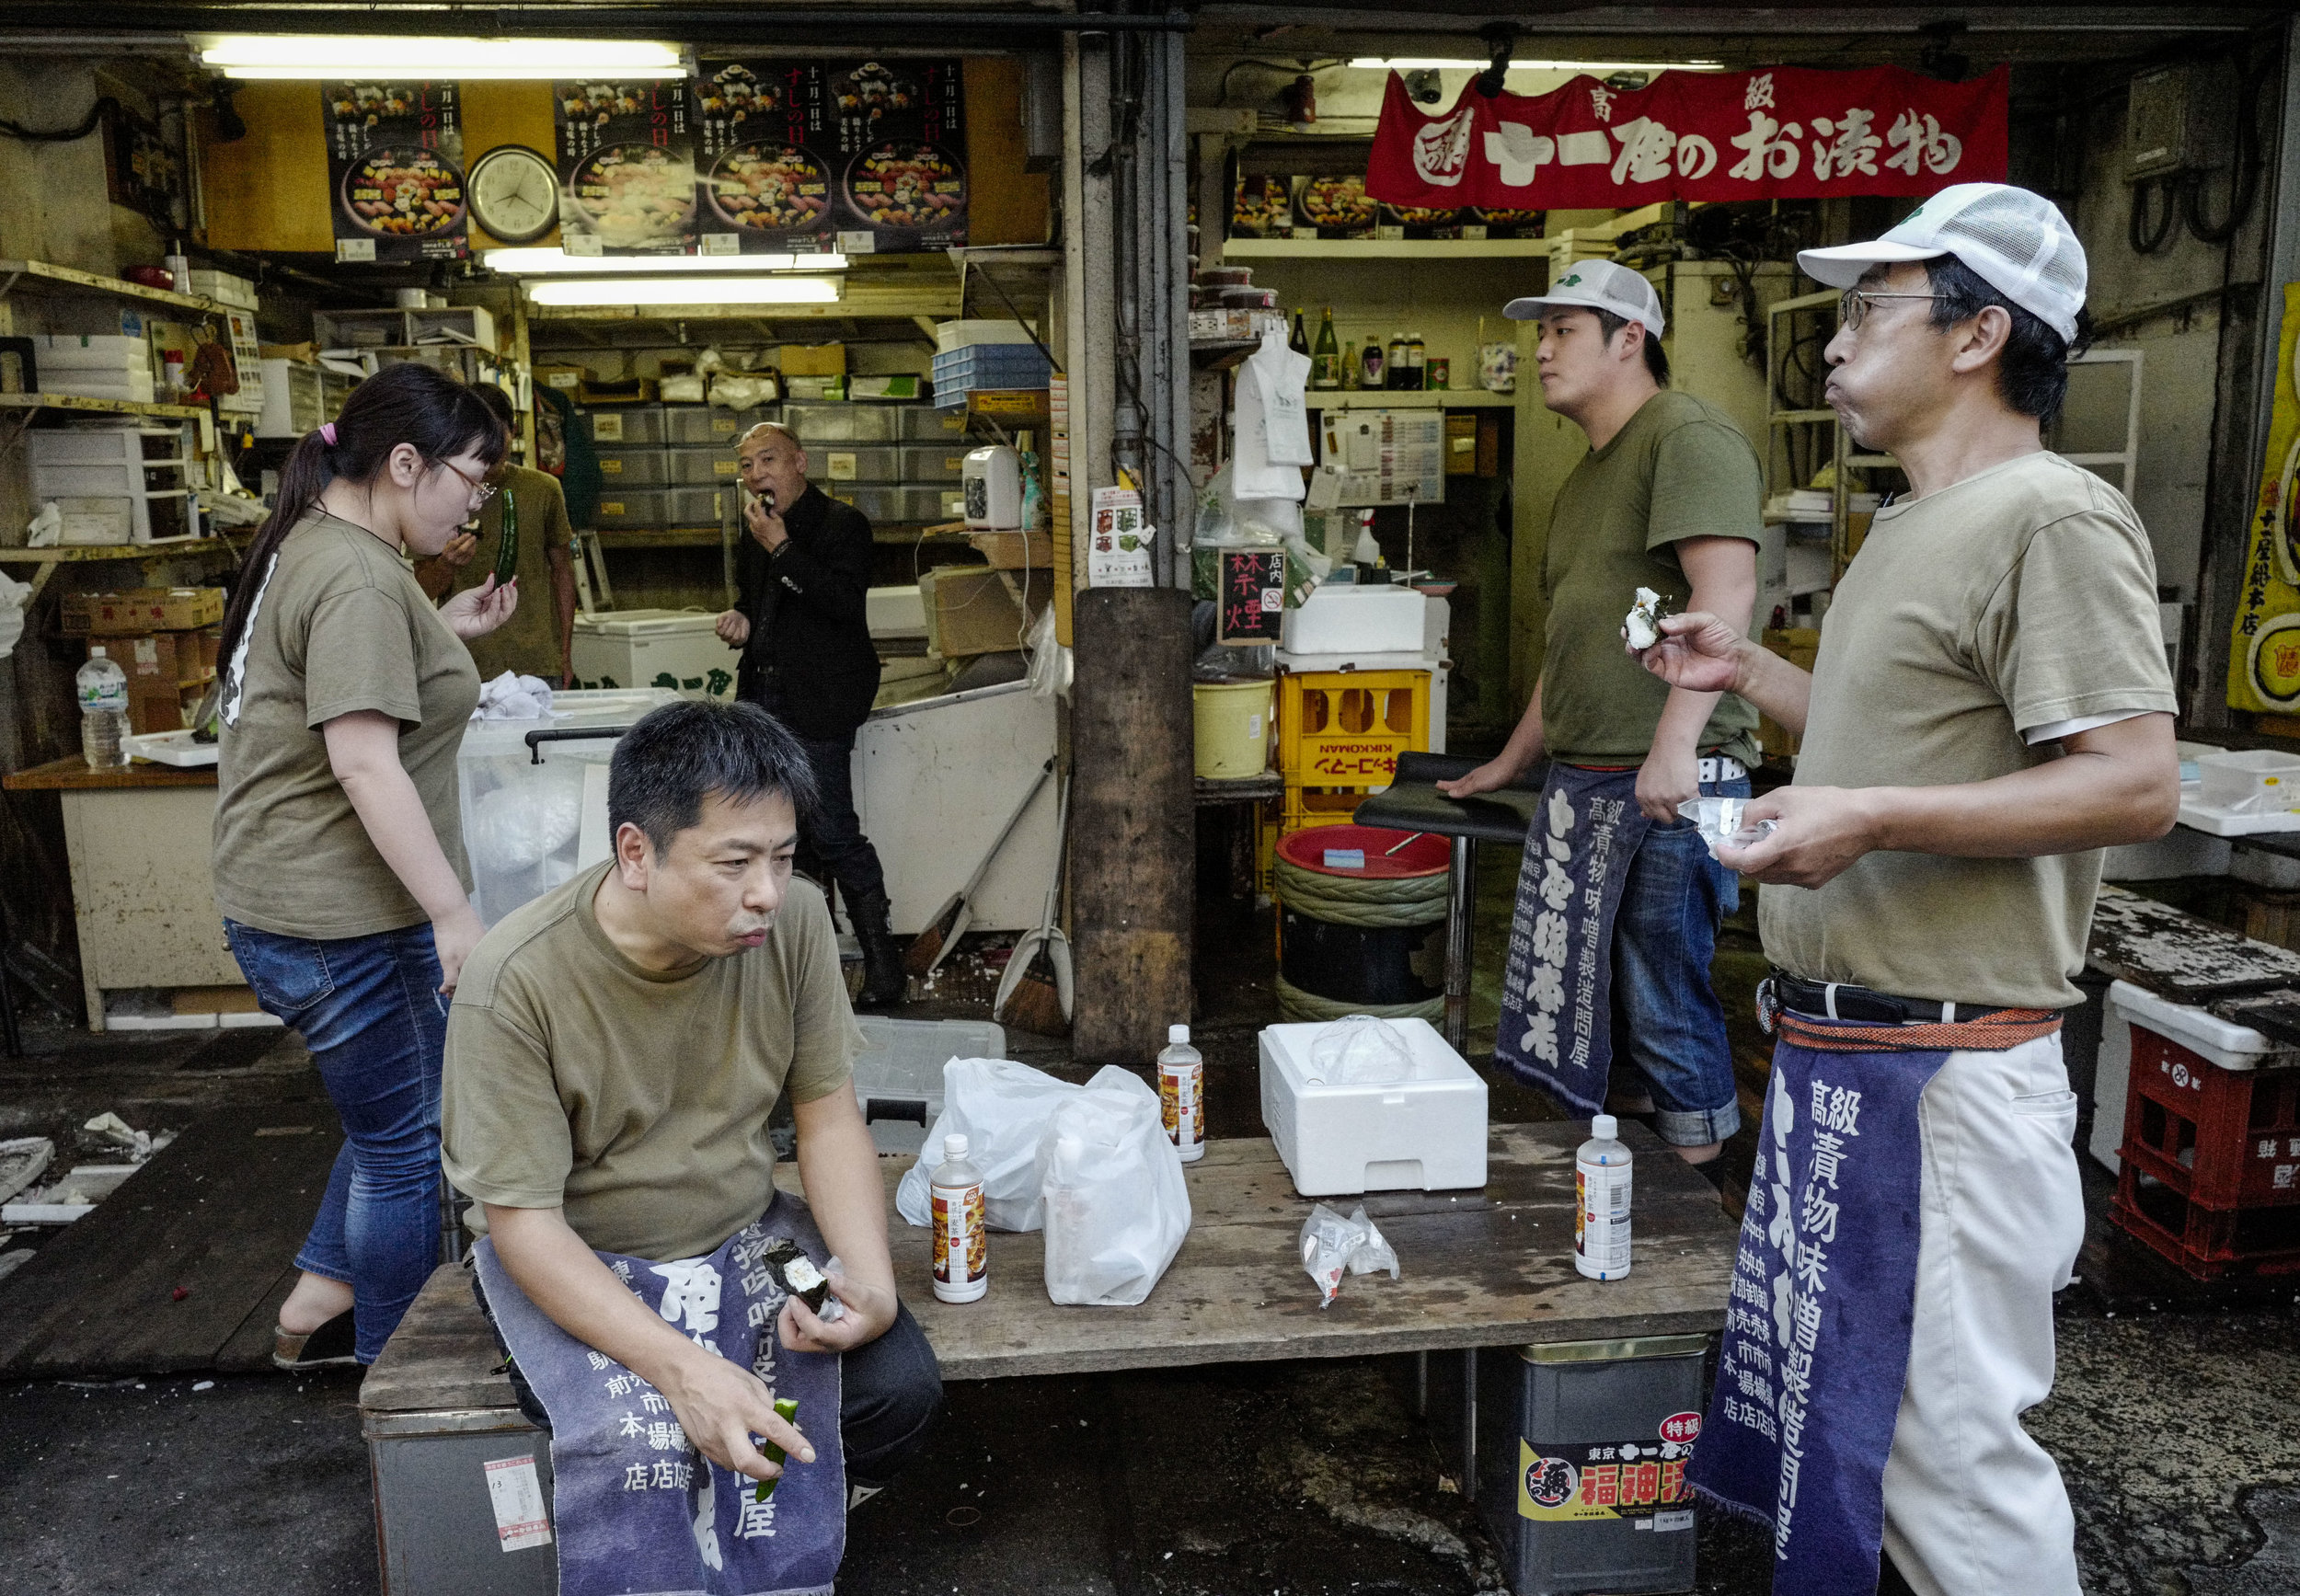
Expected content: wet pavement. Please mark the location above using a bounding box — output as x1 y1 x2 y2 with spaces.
0 854 2295 1594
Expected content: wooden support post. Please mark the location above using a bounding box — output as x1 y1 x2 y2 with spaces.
1069 586 1193 1062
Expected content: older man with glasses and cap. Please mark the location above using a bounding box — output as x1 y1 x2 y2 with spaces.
1440 257 1767 1188
1639 184 2179 1596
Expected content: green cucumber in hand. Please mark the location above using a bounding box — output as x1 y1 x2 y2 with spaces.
754 1397 800 1503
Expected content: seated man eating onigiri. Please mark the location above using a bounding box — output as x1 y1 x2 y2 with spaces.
443 699 941 1590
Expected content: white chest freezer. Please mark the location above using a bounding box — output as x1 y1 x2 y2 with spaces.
570 609 741 701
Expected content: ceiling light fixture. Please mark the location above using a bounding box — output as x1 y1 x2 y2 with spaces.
486 248 849 275
527 276 842 307
196 36 689 80
1348 57 1725 74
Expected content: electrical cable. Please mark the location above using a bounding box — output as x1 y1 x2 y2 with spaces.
2128 176 2178 256
0 96 116 142
2181 61 2268 247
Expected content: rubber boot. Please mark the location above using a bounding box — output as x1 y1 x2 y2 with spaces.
852 890 908 1008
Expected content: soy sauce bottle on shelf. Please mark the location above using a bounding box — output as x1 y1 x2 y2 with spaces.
1289 309 1310 357
1404 331 1428 391
1360 339 1385 389
1386 332 1409 389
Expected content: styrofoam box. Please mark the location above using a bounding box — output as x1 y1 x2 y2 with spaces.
2093 980 2281 1173
868 584 928 639
1280 585 1427 656
569 611 738 699
935 319 1037 353
2197 749 2300 810
850 1016 1005 1154
34 333 147 368
1259 1017 1489 1196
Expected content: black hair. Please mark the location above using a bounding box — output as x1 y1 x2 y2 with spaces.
470 381 516 432
1592 306 1671 385
217 363 509 662
607 699 820 855
1921 256 2094 426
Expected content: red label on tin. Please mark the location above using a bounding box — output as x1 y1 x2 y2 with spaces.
1660 1412 1703 1445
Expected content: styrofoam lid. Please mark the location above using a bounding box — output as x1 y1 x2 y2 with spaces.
2105 979 2277 1060
573 608 727 636
935 319 1037 353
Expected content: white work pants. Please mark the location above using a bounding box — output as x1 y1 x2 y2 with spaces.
1880 1032 2086 1596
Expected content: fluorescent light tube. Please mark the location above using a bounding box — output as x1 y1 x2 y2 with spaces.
527 276 842 307
1349 58 1724 73
198 35 689 80
486 248 849 275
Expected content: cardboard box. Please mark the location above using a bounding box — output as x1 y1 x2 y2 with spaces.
63 588 224 636
919 565 1052 659
1444 414 1478 477
970 530 1054 569
92 631 213 691
779 342 848 377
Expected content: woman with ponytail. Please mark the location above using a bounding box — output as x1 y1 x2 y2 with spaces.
212 362 516 1369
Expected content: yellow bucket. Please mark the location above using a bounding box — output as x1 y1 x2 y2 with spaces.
1193 679 1272 778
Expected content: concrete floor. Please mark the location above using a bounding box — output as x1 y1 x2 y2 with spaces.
0 849 2294 1594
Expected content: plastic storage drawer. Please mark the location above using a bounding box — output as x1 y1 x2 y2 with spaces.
585 406 668 446
665 488 728 527
784 403 900 443
930 345 1052 408
593 449 668 486
592 489 670 529
828 485 964 524
898 445 969 483
668 446 745 486
665 405 776 446
898 405 972 442
815 444 902 484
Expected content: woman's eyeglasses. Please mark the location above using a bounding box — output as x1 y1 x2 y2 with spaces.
432 456 500 509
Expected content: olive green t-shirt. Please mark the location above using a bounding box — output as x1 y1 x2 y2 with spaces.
442 863 865 1262
443 465 577 683
1539 389 1767 765
1760 452 2179 1010
213 511 481 939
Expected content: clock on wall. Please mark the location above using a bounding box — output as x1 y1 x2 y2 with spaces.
467 144 560 246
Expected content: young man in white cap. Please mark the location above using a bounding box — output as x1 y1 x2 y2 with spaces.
1640 184 2179 1596
1442 258 1765 1183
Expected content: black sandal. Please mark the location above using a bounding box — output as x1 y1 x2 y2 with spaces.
273 1307 359 1371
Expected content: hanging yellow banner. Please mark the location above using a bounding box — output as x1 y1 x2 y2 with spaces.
2228 282 2300 712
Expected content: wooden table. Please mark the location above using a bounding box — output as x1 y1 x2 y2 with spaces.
3 754 241 1029
365 1119 1732 1404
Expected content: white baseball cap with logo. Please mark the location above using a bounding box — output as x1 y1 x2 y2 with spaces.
1796 182 2087 345
1502 258 1667 339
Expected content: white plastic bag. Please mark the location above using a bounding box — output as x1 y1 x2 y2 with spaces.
896 1058 1094 1232
1041 1072 1190 1306
1307 1016 1423 1085
1299 1202 1399 1307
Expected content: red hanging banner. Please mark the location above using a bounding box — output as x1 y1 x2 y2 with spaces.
1365 65 2007 211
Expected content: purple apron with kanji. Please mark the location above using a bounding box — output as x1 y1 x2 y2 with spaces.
1689 1034 1947 1596
473 1193 846 1596
1495 764 1651 1116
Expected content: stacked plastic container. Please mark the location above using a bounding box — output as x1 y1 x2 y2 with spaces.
2106 980 2300 1278
930 320 1052 411
585 403 777 532
787 402 971 526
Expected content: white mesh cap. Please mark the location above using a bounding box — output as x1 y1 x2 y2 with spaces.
1502 258 1666 338
1797 183 2087 344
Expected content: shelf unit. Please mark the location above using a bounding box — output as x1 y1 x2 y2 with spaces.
0 393 205 421
1308 390 1514 411
0 258 226 319
0 536 243 605
1224 237 1551 259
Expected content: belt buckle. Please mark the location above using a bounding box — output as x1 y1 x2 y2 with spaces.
1754 975 1779 1037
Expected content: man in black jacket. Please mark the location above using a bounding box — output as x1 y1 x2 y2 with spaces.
715 421 903 1006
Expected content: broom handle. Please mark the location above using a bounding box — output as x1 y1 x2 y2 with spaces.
959 759 1053 900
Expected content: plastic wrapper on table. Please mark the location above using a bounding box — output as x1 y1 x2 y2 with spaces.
1299 1201 1399 1307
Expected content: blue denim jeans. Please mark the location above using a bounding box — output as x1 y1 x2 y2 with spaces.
1608 775 1748 1147
223 919 448 1363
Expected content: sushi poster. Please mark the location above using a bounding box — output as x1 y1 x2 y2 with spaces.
554 79 696 256
320 81 467 263
694 62 837 255
694 59 965 255
2227 282 2300 712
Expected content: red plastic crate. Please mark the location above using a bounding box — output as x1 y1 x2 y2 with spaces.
2110 1176 2300 1277
2118 1023 2300 1209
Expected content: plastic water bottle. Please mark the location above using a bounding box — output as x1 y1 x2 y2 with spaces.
930 1132 987 1304
77 649 131 770
1158 1023 1205 1164
1574 1113 1633 1280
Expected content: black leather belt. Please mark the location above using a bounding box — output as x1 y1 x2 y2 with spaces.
1761 971 2015 1028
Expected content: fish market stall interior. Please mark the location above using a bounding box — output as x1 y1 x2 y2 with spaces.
0 6 2296 1596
